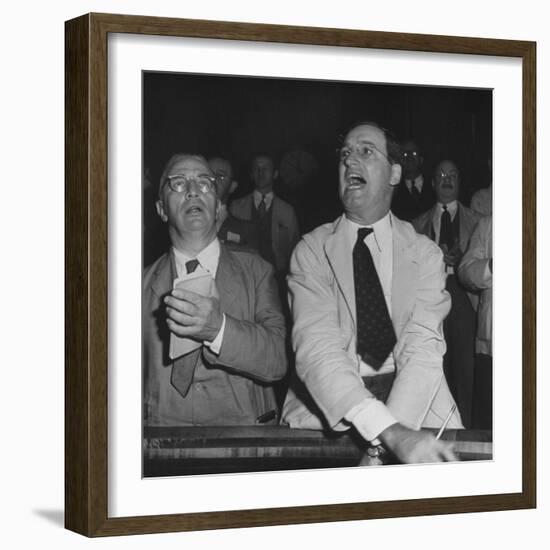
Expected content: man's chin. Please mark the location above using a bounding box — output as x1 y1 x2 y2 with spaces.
182 217 211 231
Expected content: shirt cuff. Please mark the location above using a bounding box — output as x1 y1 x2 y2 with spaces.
345 398 397 443
204 314 226 355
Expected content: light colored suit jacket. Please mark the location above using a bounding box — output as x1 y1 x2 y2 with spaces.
143 244 287 426
230 193 300 272
282 214 462 432
413 202 481 310
458 216 493 355
412 202 481 255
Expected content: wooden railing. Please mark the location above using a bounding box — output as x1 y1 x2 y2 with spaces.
143 426 492 477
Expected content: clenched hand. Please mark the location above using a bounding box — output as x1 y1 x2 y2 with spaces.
164 288 223 342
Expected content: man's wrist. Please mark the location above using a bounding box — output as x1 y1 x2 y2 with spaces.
345 399 397 443
378 422 404 448
204 313 226 354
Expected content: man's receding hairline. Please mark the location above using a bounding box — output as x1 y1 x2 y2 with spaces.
343 121 402 165
435 159 459 174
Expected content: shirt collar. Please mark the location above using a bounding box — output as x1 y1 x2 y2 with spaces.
172 238 221 277
405 174 423 191
344 211 392 253
436 200 458 217
253 190 274 208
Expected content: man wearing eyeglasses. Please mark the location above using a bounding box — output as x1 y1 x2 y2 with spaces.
412 160 481 428
282 122 461 464
143 153 287 427
391 140 435 221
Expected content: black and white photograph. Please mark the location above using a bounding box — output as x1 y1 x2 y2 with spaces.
142 71 494 477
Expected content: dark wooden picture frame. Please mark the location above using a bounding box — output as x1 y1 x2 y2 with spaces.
65 12 536 537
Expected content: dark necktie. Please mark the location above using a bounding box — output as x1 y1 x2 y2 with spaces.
257 196 267 219
353 228 397 370
171 258 201 397
185 259 200 274
439 205 453 249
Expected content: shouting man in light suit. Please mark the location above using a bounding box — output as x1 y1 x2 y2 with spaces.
282 122 462 464
143 153 287 427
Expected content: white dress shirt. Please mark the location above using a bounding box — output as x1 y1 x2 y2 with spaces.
342 213 399 442
172 238 226 354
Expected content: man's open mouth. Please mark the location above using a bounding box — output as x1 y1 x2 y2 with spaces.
346 174 366 188
185 204 204 215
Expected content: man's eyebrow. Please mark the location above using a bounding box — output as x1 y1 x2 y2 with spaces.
343 139 378 147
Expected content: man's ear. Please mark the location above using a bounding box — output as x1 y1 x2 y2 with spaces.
156 199 168 222
229 180 238 195
389 164 402 187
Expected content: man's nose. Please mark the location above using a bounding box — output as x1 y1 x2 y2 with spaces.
344 151 359 167
184 180 201 198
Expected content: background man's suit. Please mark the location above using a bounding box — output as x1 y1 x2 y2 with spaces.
230 193 300 273
282 214 462 432
413 202 481 427
143 243 287 426
218 212 259 250
413 203 481 269
458 215 493 429
391 177 435 221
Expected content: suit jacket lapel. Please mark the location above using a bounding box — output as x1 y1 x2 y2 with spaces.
150 249 177 299
457 203 470 251
246 194 255 220
271 196 280 248
324 216 356 326
214 244 239 314
391 215 417 335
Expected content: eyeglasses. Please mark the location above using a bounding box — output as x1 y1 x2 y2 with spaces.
435 171 459 182
213 173 229 182
338 142 391 164
402 151 419 159
164 174 216 194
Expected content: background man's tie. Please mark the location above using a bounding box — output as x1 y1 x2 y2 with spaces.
439 205 453 248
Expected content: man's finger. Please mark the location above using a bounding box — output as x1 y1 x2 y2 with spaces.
165 296 198 315
166 307 199 327
438 441 457 462
171 288 204 303
166 318 200 336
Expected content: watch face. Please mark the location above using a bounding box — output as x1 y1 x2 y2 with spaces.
366 446 381 458
279 150 318 189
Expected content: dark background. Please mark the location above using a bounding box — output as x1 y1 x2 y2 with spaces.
143 71 492 265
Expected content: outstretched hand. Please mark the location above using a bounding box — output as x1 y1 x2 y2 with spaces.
378 422 457 464
164 288 223 342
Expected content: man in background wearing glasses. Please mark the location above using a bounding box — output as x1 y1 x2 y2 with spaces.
143 153 287 427
412 160 481 429
391 139 435 221
282 122 462 464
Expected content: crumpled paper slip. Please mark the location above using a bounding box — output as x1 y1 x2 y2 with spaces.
169 272 215 360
